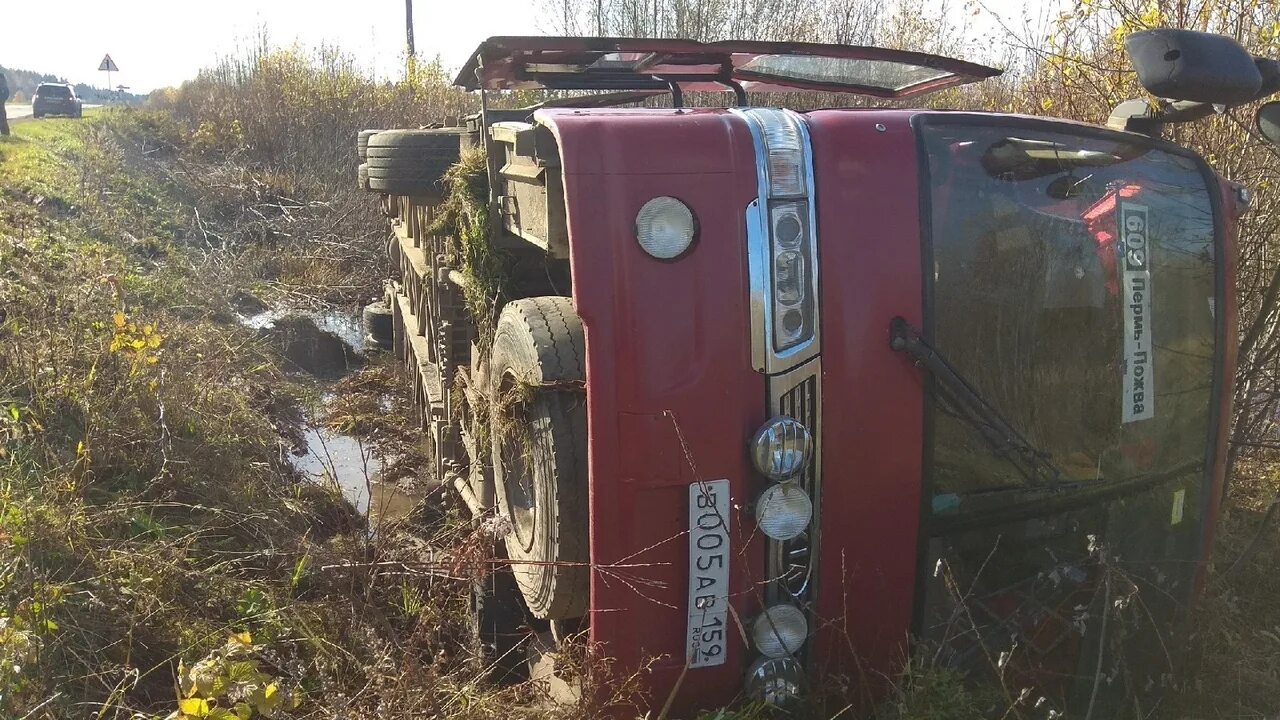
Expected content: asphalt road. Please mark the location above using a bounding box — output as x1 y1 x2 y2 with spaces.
5 103 102 121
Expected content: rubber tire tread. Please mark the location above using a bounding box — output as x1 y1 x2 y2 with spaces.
364 146 462 159
366 168 445 181
367 176 443 196
365 146 458 158
364 153 458 181
365 156 455 170
471 559 531 684
365 143 460 192
490 296 588 620
367 128 465 148
357 129 381 160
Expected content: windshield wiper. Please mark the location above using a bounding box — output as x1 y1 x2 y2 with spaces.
890 317 1071 490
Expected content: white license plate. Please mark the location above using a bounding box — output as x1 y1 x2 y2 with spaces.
687 478 731 668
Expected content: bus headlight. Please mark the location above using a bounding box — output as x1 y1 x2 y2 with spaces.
635 196 696 259
755 483 812 540
735 107 819 370
770 202 813 350
752 603 809 657
750 416 812 481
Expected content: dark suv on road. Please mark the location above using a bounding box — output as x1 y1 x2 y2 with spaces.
33 83 82 118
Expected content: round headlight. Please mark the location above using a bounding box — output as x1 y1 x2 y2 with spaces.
772 206 804 249
755 484 812 541
751 604 808 658
750 416 812 481
635 196 696 259
745 656 805 708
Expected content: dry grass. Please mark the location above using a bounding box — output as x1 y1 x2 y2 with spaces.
1163 459 1280 717
0 110 635 720
148 41 477 192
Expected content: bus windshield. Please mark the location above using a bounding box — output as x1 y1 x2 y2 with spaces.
921 122 1219 514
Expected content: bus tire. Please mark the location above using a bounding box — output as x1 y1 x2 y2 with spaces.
357 129 381 160
470 549 532 684
365 129 462 193
489 296 588 620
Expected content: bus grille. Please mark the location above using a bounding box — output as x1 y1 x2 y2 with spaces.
769 370 821 604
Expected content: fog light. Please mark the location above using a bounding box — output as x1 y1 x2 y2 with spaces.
755 484 812 540
746 656 805 708
750 416 812 481
635 196 696 259
752 604 808 657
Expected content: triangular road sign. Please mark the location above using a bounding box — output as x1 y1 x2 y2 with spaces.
98 54 119 72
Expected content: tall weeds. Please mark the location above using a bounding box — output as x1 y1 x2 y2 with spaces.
0 111 607 719
151 40 476 190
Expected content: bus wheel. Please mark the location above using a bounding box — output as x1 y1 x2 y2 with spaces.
470 548 532 684
489 297 589 620
364 128 462 197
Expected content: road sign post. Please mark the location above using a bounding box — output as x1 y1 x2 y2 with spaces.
98 54 119 101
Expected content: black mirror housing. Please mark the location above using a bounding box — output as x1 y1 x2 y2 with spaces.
1259 101 1280 147
1126 29 1262 104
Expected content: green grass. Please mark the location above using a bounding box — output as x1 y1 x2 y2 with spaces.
1 110 322 719
0 110 540 720
0 115 80 190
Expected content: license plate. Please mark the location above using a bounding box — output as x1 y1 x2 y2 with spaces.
687 478 731 668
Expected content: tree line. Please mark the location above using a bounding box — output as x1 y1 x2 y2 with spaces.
0 65 147 104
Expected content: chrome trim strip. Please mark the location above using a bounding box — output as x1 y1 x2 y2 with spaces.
733 108 821 375
745 198 769 370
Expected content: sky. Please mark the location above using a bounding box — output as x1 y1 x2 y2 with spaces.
2 0 542 93
1 0 1054 94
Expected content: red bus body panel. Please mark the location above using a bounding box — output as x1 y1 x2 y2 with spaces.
543 106 929 714
803 110 924 697
540 108 767 714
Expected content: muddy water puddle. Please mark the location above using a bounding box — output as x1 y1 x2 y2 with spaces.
245 305 422 525
242 308 365 378
292 424 422 526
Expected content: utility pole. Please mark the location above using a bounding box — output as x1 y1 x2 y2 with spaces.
405 0 416 58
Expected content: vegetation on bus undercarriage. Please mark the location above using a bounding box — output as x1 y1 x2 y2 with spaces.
428 147 509 358
426 147 516 466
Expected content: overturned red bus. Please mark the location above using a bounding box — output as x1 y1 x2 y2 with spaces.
355 29 1279 717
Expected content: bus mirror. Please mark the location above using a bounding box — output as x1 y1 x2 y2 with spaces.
1258 102 1280 148
1126 29 1261 105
